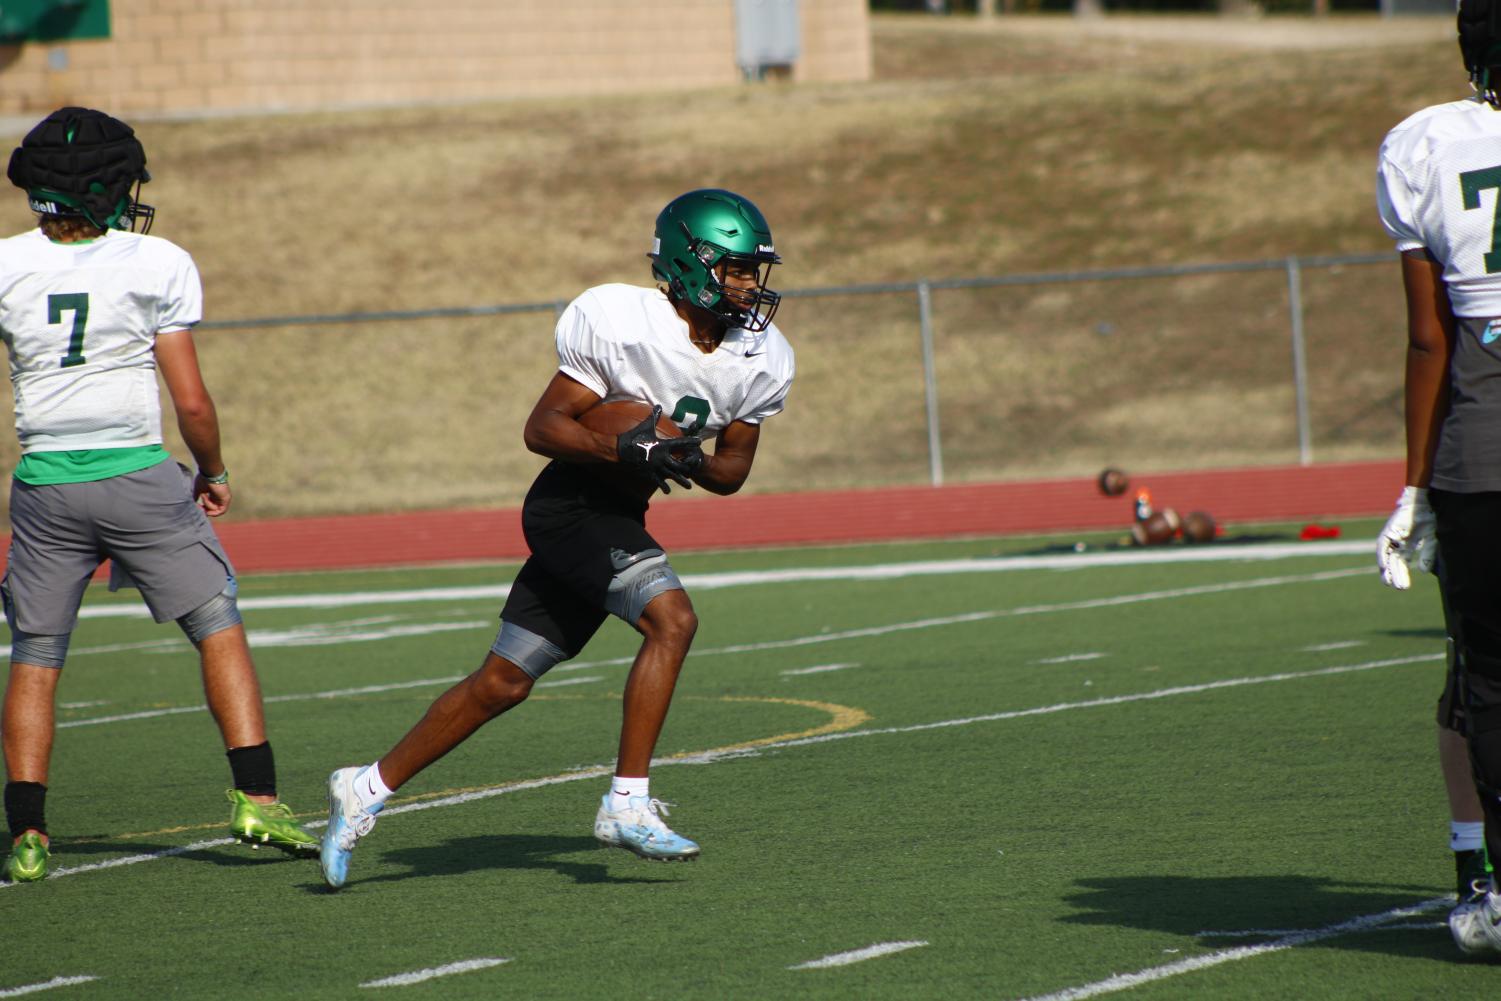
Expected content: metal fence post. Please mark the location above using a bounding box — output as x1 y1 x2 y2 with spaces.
1286 256 1313 466
918 280 944 487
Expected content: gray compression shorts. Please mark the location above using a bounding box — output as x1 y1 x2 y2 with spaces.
491 621 569 679
604 551 682 624
3 459 236 635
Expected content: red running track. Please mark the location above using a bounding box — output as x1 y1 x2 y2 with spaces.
90 458 1400 575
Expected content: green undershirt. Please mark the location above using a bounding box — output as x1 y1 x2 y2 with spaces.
14 445 171 485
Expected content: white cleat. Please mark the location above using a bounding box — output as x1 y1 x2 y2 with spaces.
1450 890 1501 957
593 794 700 861
320 766 380 889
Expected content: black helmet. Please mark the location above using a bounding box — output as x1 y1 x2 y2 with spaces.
1460 0 1501 107
7 107 154 233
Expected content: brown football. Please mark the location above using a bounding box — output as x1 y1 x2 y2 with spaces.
1182 510 1217 544
1097 467 1129 497
577 400 684 500
1130 508 1180 547
577 399 683 440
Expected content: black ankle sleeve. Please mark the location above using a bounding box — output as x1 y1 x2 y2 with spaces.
4 781 47 839
226 742 276 797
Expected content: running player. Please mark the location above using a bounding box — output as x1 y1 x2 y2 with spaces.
319 188 794 888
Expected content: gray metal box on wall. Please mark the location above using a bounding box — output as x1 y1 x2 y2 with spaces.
735 0 800 79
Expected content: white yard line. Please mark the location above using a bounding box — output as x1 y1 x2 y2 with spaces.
535 675 603 688
0 977 100 998
781 663 860 676
1300 640 1365 653
1035 653 1107 664
245 620 483 648
788 940 929 969
0 619 487 660
66 539 1373 622
1015 897 1451 1001
1197 922 1444 938
359 958 510 988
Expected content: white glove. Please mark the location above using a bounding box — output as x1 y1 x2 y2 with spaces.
1376 486 1438 590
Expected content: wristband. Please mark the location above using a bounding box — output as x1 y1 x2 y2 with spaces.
200 468 229 485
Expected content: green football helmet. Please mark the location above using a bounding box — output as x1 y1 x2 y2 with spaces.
649 189 781 332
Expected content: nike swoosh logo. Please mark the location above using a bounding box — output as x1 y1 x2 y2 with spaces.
1485 322 1501 345
745 351 763 357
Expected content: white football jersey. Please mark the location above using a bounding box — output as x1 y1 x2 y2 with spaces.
555 283 794 439
0 228 201 452
1378 96 1501 317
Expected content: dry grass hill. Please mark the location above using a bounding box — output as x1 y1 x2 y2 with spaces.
0 15 1464 518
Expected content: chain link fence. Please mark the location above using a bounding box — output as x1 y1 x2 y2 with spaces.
0 253 1403 523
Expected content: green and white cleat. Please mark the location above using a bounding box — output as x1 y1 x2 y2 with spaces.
4 832 49 882
226 789 319 855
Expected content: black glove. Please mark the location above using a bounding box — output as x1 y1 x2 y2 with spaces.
616 405 702 493
674 439 705 479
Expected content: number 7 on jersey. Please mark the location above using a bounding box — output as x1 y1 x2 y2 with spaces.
48 292 90 368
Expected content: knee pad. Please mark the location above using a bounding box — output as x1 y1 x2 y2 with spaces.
491 621 568 680
9 631 69 669
604 550 682 624
176 582 243 644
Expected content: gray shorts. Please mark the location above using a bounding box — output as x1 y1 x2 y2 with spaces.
2 459 235 635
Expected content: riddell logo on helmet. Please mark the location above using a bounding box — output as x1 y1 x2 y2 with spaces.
757 244 774 254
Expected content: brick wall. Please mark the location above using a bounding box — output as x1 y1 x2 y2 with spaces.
0 0 871 117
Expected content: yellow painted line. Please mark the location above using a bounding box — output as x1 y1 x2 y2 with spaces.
85 694 870 843
671 695 872 756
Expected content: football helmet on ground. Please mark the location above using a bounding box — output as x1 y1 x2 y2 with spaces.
649 188 781 332
7 107 155 233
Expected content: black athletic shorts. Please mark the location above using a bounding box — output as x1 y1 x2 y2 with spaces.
500 460 664 658
1432 489 1501 734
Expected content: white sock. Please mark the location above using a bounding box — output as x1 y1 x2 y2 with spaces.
609 776 649 812
355 762 393 814
1452 820 1485 853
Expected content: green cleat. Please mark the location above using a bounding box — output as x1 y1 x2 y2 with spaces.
4 832 49 882
226 790 318 856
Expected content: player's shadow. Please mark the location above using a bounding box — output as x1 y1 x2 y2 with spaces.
53 838 177 857
347 834 668 888
1380 627 1447 641
48 837 311 873
1061 875 1454 961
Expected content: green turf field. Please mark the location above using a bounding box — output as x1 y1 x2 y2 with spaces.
2 524 1495 999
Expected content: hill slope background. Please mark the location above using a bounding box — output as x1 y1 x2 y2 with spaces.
0 15 1462 517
